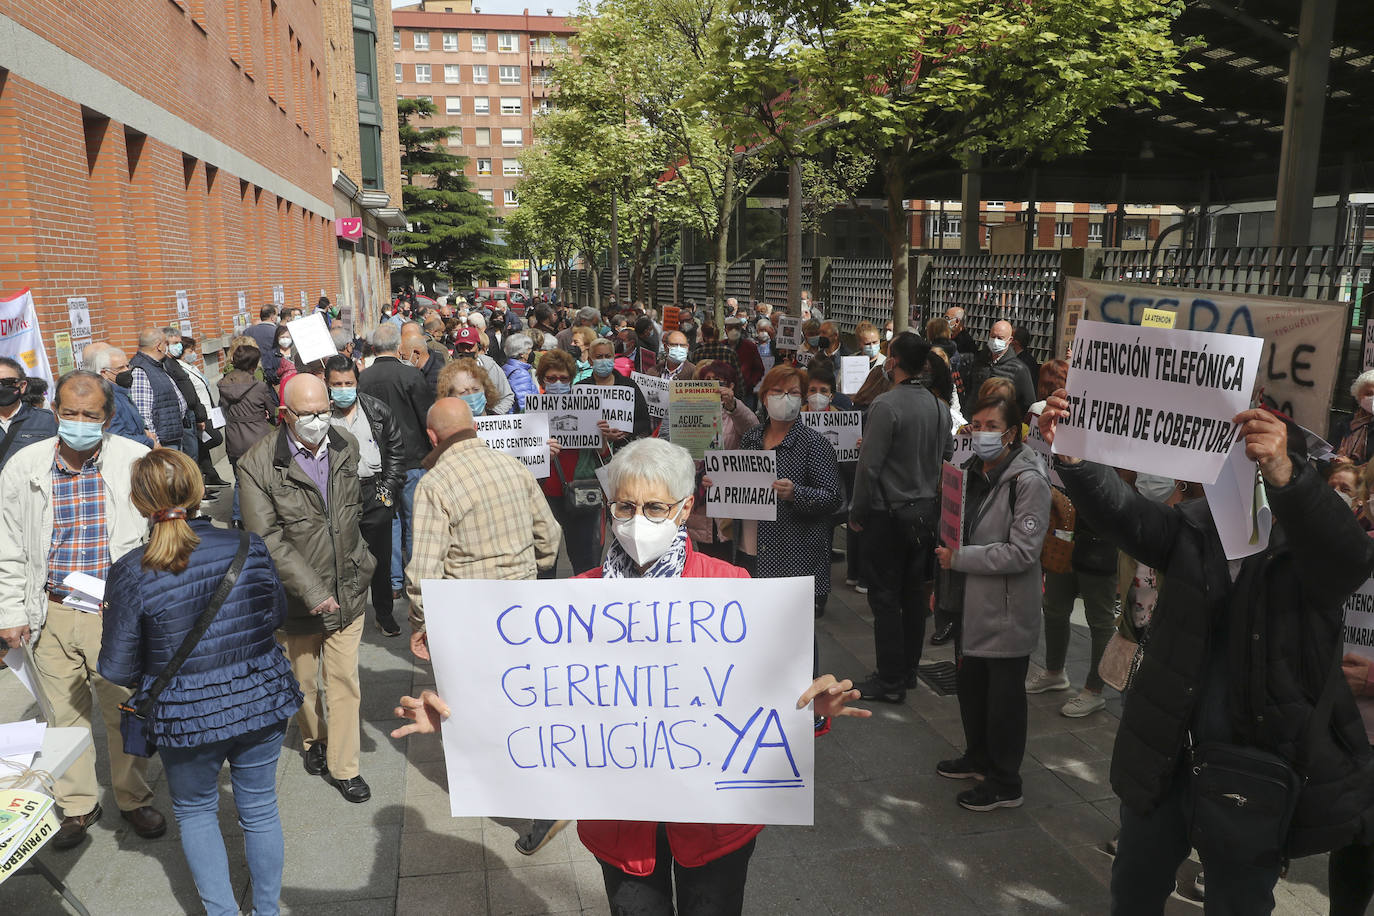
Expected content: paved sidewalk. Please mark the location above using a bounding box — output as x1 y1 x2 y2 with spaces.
1 531 1337 914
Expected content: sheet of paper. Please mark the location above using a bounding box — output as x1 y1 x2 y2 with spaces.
840 356 869 395
62 572 105 601
0 720 45 761
631 372 670 420
2 648 40 707
595 386 637 434
800 411 862 463
208 406 226 429
61 594 101 614
285 312 338 366
1343 579 1374 664
774 317 803 351
527 393 603 449
421 576 815 825
1202 437 1272 560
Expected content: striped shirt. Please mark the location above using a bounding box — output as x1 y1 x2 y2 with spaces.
46 449 111 600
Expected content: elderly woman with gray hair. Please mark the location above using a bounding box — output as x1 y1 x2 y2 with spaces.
392 436 869 916
501 332 539 411
1337 369 1374 464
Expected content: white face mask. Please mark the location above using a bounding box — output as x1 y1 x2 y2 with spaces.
807 393 831 411
1361 395 1374 415
988 336 1008 354
885 329 894 341
293 414 330 447
279 336 294 350
611 510 682 567
1337 489 1356 508
767 393 802 422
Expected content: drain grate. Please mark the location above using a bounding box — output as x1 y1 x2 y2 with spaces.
917 662 958 696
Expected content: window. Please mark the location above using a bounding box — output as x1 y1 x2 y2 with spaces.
393 32 400 51
413 32 429 51
474 96 490 114
415 63 431 83
444 64 461 83
501 128 522 146
394 63 403 83
477 158 492 175
1054 220 1073 238
418 95 433 106
475 127 491 145
1124 222 1148 241
447 128 463 146
443 31 458 51
536 100 551 115
500 97 521 115
986 201 1005 210
533 36 555 52
446 96 461 115
471 33 487 52
478 189 494 202
499 65 520 84
472 64 488 84
1087 222 1104 242
922 214 959 238
532 67 552 87
504 189 518 206
503 159 523 176
498 33 518 52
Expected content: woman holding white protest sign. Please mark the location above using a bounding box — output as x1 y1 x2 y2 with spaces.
391 437 870 916
685 360 757 562
934 395 1051 811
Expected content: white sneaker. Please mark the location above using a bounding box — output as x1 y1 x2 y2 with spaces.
1061 690 1107 718
1025 670 1071 694
844 578 858 587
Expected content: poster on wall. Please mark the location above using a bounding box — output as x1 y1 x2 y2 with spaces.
0 289 55 389
273 284 285 306
54 332 75 375
175 290 190 320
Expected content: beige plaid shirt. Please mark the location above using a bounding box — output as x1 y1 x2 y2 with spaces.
405 433 562 630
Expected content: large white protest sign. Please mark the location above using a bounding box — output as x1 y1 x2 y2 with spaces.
422 576 816 824
1052 320 1261 485
775 317 803 351
527 392 603 449
1344 579 1374 665
950 430 975 468
0 289 53 389
632 371 670 420
840 356 868 395
597 385 637 433
285 312 337 366
800 411 862 462
1063 278 1346 434
704 449 777 521
476 413 551 479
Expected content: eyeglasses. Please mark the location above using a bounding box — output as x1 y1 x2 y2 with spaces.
0 378 21 389
608 498 684 522
291 410 329 424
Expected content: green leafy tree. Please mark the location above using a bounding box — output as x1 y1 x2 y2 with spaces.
710 0 1194 329
392 98 506 289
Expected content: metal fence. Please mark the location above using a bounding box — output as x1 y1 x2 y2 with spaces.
681 264 709 305
824 259 899 332
762 259 812 305
654 266 677 306
1097 246 1355 301
924 253 1063 363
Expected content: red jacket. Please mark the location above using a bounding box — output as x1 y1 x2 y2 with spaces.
574 541 764 875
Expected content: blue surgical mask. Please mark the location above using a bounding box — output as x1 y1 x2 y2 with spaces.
544 380 571 395
667 345 689 364
330 387 358 408
58 419 104 452
863 343 880 358
461 391 487 416
577 359 590 372
592 357 615 378
806 335 820 347
971 430 1009 462
167 343 184 358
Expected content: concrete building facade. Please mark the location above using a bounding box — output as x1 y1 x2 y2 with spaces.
0 0 338 366
392 2 575 223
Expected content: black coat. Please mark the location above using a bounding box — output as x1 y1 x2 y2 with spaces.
358 356 434 470
355 392 406 499
163 355 208 424
1058 457 1374 857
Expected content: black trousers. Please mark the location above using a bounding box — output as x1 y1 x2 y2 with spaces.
955 654 1029 794
359 479 395 622
1111 766 1280 915
863 512 932 686
1328 745 1374 916
597 824 756 916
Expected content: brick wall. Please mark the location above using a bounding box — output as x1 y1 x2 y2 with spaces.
0 1 337 359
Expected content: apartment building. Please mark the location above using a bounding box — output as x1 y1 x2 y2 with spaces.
909 200 1184 252
392 2 576 221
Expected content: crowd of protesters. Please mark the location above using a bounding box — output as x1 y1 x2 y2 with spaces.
2 285 1374 915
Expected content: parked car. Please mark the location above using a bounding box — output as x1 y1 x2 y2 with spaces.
473 287 530 315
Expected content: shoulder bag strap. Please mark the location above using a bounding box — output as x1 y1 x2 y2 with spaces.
136 530 251 718
0 415 27 466
1296 641 1348 776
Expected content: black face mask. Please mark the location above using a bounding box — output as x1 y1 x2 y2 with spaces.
114 370 134 389
0 386 20 407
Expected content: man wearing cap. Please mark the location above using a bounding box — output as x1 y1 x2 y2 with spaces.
451 326 516 415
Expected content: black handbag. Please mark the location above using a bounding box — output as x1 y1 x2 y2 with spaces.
1186 644 1344 868
555 449 606 515
118 531 250 757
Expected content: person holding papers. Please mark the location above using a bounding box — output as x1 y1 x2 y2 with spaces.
1038 391 1374 914
933 395 1050 812
685 361 757 562
0 370 166 848
100 448 301 916
577 337 653 439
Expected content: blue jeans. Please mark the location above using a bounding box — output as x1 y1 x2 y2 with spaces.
390 467 425 590
159 721 289 916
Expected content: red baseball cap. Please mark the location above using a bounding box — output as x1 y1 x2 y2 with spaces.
454 326 482 348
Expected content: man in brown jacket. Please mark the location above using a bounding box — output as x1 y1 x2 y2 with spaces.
239 374 376 803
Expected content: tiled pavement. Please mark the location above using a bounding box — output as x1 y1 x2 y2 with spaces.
1 513 1337 914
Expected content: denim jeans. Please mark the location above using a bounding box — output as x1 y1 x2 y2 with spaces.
390 467 425 590
159 720 289 916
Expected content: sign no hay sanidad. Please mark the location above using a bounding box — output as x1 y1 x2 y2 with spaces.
526 393 602 449
1052 320 1261 486
422 576 816 825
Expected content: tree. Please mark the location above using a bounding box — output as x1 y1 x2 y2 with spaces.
711 0 1194 330
391 98 506 290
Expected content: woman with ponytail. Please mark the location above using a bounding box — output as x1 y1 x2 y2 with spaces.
99 448 301 916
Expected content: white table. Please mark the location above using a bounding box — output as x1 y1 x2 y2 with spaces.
3 727 94 915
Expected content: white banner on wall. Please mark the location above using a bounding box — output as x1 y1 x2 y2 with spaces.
1 289 54 389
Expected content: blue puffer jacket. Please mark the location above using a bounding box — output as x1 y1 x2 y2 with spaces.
99 520 302 748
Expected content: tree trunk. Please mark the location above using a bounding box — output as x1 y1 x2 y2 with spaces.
711 155 736 328
885 153 910 334
788 158 803 315
610 186 621 303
